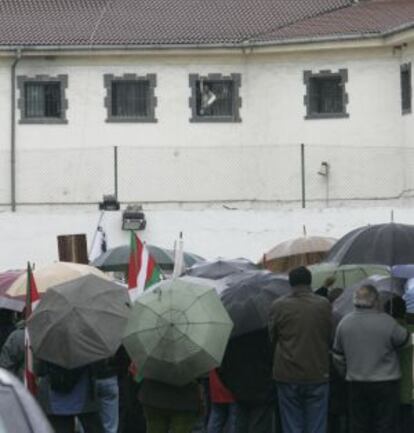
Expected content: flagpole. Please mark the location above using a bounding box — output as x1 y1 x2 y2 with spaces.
88 210 105 258
172 232 184 278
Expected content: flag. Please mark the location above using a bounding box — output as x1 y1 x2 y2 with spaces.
172 232 185 278
128 232 162 301
24 263 40 395
89 225 107 262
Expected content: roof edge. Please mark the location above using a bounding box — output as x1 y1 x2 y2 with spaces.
0 22 413 57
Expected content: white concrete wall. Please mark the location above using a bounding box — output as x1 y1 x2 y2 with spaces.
0 205 410 271
0 46 411 206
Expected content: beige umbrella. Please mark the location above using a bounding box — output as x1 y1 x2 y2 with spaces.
262 236 337 273
7 262 108 298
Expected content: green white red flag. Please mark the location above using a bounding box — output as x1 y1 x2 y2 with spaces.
128 232 162 301
24 262 40 395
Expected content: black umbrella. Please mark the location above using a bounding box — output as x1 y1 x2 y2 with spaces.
325 223 414 266
0 368 53 433
186 258 258 280
219 270 290 337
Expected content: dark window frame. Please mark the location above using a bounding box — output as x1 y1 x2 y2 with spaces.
303 69 349 120
104 73 157 123
17 75 68 124
401 63 412 115
189 73 242 123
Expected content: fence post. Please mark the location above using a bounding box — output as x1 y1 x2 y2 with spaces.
301 143 306 208
114 146 118 200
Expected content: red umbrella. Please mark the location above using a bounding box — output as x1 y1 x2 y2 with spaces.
0 270 25 311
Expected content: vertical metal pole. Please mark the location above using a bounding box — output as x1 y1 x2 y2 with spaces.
301 143 306 208
114 145 118 200
11 50 21 212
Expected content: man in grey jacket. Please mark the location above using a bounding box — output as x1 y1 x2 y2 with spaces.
333 284 409 433
269 266 332 433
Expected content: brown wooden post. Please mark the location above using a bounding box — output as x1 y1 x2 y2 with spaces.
57 234 88 264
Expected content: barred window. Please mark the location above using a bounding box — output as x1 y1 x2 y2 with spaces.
196 80 234 117
401 63 412 114
304 69 349 119
104 74 157 123
112 81 149 118
189 74 241 122
17 75 68 124
309 77 343 114
25 82 61 119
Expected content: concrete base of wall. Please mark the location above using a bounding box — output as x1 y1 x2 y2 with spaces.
0 205 410 270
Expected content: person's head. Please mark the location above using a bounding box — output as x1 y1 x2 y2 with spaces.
203 83 210 93
353 284 379 309
328 287 343 304
384 296 406 319
289 266 312 288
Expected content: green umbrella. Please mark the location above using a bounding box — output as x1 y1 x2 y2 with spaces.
27 274 130 369
122 276 233 386
92 244 204 272
309 263 390 290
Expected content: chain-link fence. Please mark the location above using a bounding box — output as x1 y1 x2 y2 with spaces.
2 144 414 208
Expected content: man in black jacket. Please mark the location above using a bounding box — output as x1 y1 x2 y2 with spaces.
219 329 276 433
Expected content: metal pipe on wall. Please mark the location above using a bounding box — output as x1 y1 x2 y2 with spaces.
11 49 22 212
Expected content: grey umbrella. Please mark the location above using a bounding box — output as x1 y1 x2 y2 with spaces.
0 368 53 433
186 258 258 280
27 274 130 369
333 275 404 319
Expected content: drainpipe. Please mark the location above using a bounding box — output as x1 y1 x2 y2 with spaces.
11 49 21 212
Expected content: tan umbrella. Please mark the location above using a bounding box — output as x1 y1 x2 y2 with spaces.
7 262 108 298
262 236 337 273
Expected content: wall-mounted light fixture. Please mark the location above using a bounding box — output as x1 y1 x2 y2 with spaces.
317 161 330 177
122 204 146 231
99 194 120 211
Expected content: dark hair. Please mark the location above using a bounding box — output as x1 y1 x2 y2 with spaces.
289 266 312 287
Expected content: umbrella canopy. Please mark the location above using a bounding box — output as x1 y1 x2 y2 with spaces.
309 263 390 290
92 244 204 273
325 223 414 266
0 368 53 433
333 275 404 318
186 258 257 280
7 262 107 300
123 276 233 386
27 274 130 369
0 270 25 311
220 270 291 337
392 265 414 279
262 236 337 273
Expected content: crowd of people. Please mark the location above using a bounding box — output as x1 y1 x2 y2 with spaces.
0 265 412 433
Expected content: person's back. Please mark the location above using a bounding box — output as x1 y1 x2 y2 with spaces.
269 266 332 433
0 325 25 380
139 379 200 433
335 310 404 382
333 285 409 433
270 289 331 383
